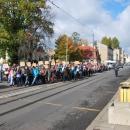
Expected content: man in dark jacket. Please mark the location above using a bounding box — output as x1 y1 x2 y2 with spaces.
114 63 119 77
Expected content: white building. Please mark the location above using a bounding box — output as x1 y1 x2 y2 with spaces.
113 49 120 62
97 43 113 64
120 49 125 64
124 53 130 63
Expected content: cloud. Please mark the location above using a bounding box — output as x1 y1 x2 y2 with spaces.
115 0 126 3
115 6 130 52
48 0 130 54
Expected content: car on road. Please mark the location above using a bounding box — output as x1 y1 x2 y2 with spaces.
124 62 130 66
106 60 116 69
118 64 124 68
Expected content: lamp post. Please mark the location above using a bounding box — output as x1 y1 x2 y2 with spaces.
0 58 3 82
66 36 68 63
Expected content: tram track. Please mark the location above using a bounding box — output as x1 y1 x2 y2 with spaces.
0 81 66 95
0 74 103 105
0 75 106 117
0 87 25 94
0 81 72 105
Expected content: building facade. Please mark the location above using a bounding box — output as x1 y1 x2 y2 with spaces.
97 43 113 64
113 49 121 63
79 45 100 63
113 48 126 64
124 53 130 63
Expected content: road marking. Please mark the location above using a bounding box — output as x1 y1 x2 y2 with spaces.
43 102 63 107
0 87 43 99
72 107 100 112
46 82 64 87
41 102 100 112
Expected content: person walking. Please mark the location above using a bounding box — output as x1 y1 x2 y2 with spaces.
40 66 46 84
31 66 39 86
8 67 14 86
25 66 32 86
114 64 119 77
16 67 21 87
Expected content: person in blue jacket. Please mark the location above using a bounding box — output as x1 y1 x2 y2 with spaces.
31 66 39 85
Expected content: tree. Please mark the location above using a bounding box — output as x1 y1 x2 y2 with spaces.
0 26 10 60
69 48 83 62
101 36 120 49
111 37 119 49
55 35 67 60
55 34 83 62
0 0 54 64
101 36 112 48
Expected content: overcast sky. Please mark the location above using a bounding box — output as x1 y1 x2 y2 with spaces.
47 0 130 54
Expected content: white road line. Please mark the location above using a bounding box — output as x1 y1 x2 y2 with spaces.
73 107 100 112
43 102 63 107
40 102 100 112
0 87 42 99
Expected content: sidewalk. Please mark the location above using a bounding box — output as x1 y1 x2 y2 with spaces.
86 90 130 130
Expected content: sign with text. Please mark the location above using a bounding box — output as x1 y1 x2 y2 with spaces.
20 62 25 67
38 61 43 65
3 64 9 69
26 62 31 67
45 61 49 65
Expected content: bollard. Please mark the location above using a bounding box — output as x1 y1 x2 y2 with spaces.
120 86 130 102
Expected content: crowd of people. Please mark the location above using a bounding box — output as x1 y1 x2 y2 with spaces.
0 62 108 87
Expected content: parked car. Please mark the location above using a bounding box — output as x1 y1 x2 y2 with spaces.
118 64 124 68
107 63 114 69
106 60 116 70
124 62 130 66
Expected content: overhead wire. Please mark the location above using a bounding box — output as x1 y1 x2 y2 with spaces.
46 0 95 43
47 0 84 26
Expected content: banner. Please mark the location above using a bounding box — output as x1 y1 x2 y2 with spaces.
45 61 49 65
26 62 31 67
3 64 9 69
74 61 80 65
20 61 25 67
38 61 43 66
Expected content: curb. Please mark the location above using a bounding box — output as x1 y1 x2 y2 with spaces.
86 90 118 130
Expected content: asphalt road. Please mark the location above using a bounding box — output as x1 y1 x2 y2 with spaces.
0 67 130 130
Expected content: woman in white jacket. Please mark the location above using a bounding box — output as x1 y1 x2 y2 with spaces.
8 68 14 86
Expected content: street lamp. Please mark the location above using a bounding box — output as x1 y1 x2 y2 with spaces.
66 36 68 62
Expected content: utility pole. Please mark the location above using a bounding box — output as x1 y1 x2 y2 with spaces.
66 36 68 63
92 32 95 47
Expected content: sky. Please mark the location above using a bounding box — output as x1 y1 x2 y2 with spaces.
47 0 130 55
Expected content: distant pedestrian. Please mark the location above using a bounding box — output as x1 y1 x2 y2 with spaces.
114 64 119 77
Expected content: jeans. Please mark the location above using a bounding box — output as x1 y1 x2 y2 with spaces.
0 71 2 82
10 76 14 86
16 77 21 86
31 76 37 85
